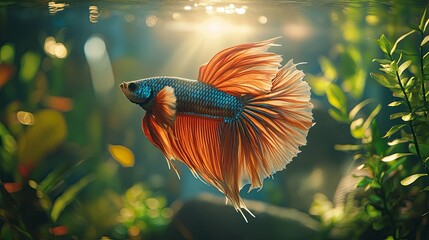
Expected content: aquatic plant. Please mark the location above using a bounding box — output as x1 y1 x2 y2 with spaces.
309 6 429 240
0 41 172 239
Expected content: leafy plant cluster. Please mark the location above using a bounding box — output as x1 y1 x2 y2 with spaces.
0 41 171 239
309 7 429 240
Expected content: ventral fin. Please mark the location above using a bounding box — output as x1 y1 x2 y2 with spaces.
198 38 282 97
142 113 179 177
141 86 178 176
152 86 177 128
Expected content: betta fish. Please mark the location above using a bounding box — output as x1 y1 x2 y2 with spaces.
120 38 313 221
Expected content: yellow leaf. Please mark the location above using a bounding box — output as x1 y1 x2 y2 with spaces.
108 144 134 167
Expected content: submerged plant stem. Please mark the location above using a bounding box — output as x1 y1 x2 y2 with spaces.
419 33 428 116
390 54 429 175
380 184 399 240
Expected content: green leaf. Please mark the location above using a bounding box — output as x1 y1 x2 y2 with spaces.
372 219 385 231
372 58 391 64
400 173 428 186
349 99 373 120
370 72 397 88
424 18 429 33
38 163 75 193
386 158 407 175
307 75 330 96
388 101 404 107
401 113 414 121
51 175 94 222
418 144 429 159
422 35 429 46
419 7 428 32
18 109 67 165
357 176 373 188
319 57 337 81
326 83 347 113
381 153 413 162
420 185 429 192
328 108 348 123
371 181 381 189
0 43 15 64
398 60 412 76
363 104 381 130
404 77 415 89
343 69 366 99
379 34 392 55
423 52 429 69
383 124 407 138
369 194 382 203
390 30 416 55
350 118 364 139
19 51 41 82
390 112 408 120
388 138 410 146
334 144 363 151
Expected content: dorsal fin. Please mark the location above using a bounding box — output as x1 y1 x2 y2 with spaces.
198 38 282 96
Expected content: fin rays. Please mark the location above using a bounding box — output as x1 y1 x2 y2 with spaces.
198 38 282 96
140 39 313 219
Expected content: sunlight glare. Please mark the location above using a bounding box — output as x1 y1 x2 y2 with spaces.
205 5 214 14
172 12 181 20
283 20 312 41
84 35 115 102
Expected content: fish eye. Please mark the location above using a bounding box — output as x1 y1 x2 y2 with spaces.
128 82 137 92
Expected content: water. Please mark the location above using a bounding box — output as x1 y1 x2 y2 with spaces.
1 1 428 239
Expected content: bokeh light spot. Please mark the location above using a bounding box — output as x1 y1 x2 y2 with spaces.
17 111 36 125
84 36 106 61
365 15 379 25
145 15 158 28
0 43 15 63
258 16 268 24
89 5 100 23
44 36 68 59
145 197 160 209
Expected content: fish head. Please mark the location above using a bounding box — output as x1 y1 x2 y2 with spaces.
120 80 152 106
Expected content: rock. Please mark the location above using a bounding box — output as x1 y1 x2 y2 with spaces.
160 194 320 240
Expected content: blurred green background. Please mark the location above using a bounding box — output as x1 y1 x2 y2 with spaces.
1 0 428 239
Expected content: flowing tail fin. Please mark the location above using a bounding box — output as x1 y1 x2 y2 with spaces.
219 60 313 217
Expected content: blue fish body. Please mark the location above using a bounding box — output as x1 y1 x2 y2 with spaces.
132 77 244 120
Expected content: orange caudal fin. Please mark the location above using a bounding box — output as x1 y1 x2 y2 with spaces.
198 38 282 96
215 60 313 218
238 60 314 190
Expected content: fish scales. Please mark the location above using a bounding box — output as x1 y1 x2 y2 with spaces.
145 77 243 119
